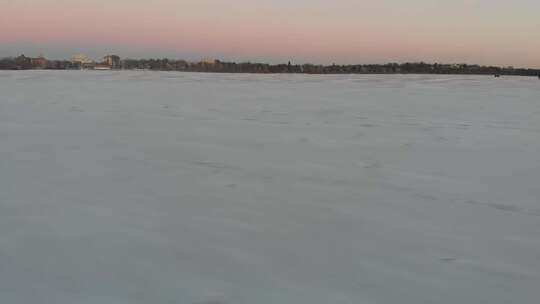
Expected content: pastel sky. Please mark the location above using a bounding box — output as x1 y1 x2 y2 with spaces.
1 0 539 67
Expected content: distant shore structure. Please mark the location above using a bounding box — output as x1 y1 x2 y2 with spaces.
14 54 48 69
30 54 47 69
104 55 121 69
94 65 112 70
71 54 92 64
200 58 217 64
71 54 94 69
2 53 540 76
68 54 121 70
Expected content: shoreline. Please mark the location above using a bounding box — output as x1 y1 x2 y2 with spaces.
2 69 539 78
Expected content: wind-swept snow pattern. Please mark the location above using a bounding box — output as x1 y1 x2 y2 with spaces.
1 71 540 304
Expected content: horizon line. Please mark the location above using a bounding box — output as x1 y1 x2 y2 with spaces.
3 53 540 71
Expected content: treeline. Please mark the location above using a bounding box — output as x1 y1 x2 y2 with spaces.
0 57 73 70
118 59 540 76
1 56 540 76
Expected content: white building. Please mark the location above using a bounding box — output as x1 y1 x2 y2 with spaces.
71 54 93 65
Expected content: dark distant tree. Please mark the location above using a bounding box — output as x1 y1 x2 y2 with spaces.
0 57 16 69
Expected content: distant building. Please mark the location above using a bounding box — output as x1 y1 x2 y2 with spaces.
13 54 48 69
71 54 92 64
200 58 217 65
30 54 47 69
71 54 95 69
15 54 32 69
104 55 120 69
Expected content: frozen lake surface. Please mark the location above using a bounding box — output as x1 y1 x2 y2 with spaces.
1 71 540 304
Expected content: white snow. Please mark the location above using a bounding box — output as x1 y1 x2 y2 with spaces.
1 70 539 304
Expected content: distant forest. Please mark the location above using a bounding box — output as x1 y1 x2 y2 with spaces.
1 55 539 77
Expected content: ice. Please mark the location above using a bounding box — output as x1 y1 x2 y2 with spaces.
1 71 539 304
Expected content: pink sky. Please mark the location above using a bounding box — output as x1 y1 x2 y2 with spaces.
1 0 539 67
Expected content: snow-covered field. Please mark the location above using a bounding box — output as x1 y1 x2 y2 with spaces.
1 70 539 304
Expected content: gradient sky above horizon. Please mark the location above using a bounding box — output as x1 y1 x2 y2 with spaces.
1 0 539 67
